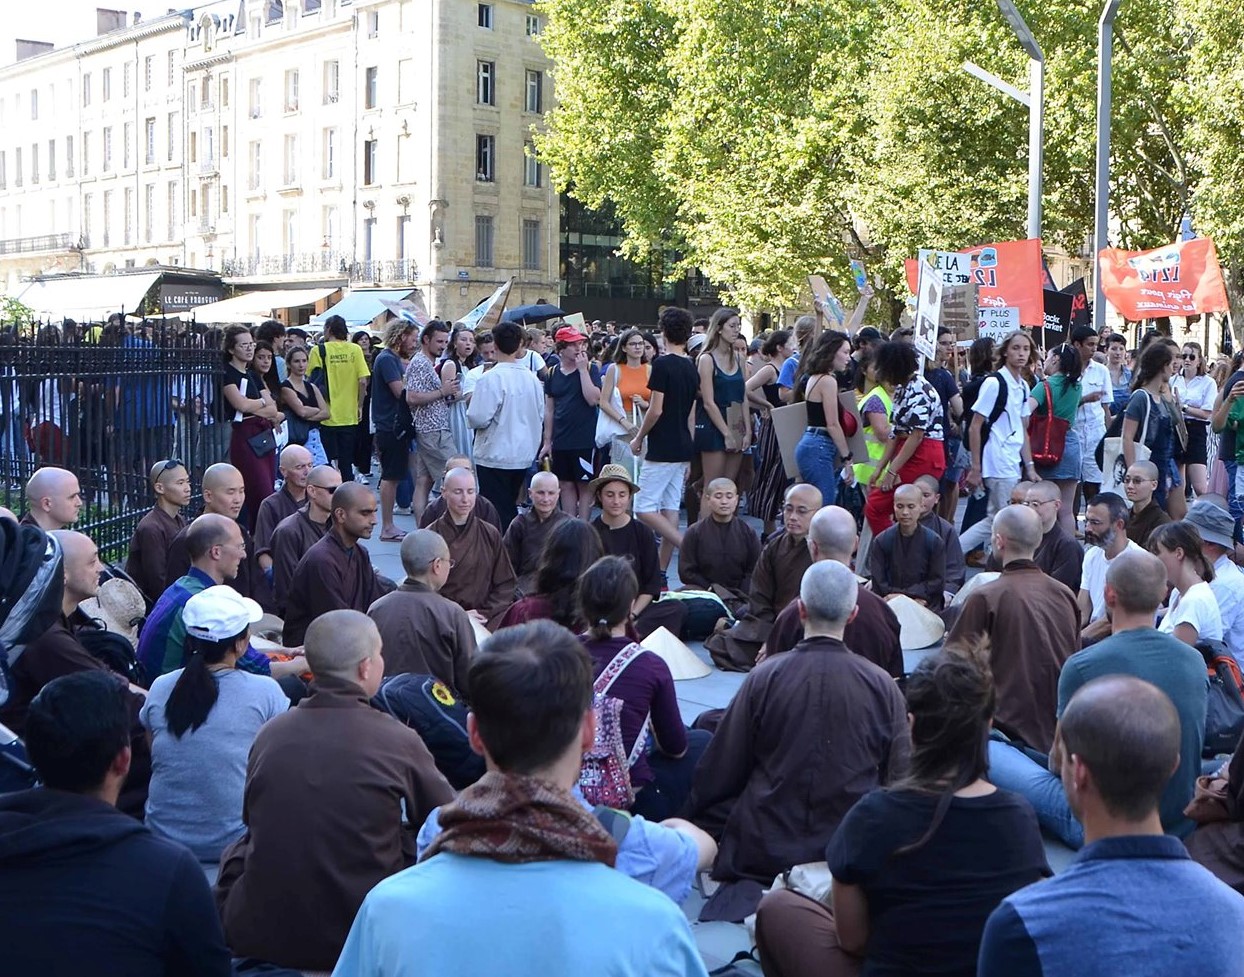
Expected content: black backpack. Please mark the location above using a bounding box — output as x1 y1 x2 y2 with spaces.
0 522 65 710
308 341 332 403
76 624 147 689
970 370 1010 456
371 673 485 790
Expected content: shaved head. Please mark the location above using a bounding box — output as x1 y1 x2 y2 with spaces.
399 529 450 578
444 455 473 475
786 483 822 508
185 513 242 561
148 459 186 485
808 506 857 564
332 481 375 513
202 463 243 493
1026 479 1060 503
1128 460 1160 481
1105 550 1169 615
0 506 16 522
706 477 737 494
305 610 382 685
308 465 342 490
530 471 559 491
279 444 312 473
994 504 1042 557
25 467 83 528
783 483 822 538
913 474 939 494
50 530 102 604
893 484 922 506
444 467 474 492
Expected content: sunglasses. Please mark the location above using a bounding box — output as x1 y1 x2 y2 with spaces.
154 458 184 480
1182 353 1198 360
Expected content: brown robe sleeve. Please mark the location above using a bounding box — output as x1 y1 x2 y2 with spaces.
451 611 477 696
481 546 518 632
738 521 762 596
502 515 527 577
765 600 803 659
746 543 780 622
946 589 992 648
687 672 761 839
163 530 191 592
126 516 169 603
678 522 710 590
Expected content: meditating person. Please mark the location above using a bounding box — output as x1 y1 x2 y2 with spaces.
576 555 709 822
987 480 1084 594
755 639 1048 977
688 561 911 922
125 459 191 603
252 444 313 572
913 474 965 595
868 483 947 610
502 470 570 597
704 482 821 671
500 518 603 631
428 466 518 631
140 586 286 865
677 477 763 614
589 464 686 640
418 454 503 531
367 530 477 692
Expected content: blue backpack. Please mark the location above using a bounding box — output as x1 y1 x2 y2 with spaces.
371 673 485 790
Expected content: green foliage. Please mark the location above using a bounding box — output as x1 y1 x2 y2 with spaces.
1 294 36 328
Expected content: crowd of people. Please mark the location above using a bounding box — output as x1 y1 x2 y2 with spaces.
3 302 1244 975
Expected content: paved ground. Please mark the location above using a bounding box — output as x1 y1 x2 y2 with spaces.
363 496 1076 972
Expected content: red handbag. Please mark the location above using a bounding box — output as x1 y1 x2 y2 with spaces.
1029 379 1069 467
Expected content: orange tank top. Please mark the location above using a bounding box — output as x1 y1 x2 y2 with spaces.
615 363 651 404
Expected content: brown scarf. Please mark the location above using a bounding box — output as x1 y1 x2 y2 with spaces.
424 771 618 868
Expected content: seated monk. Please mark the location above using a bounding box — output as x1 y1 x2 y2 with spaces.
124 459 190 604
282 483 391 646
703 483 821 671
367 530 477 692
502 471 569 597
678 478 762 615
253 444 313 575
428 467 517 631
913 474 965 595
164 463 274 612
868 484 947 611
1124 460 1171 547
418 455 502 532
269 465 341 614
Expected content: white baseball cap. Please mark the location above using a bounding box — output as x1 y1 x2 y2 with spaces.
183 585 263 642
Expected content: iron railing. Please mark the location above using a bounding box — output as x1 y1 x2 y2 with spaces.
0 327 225 564
0 234 78 256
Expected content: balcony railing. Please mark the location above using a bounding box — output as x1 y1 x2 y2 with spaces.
220 252 419 283
0 233 79 256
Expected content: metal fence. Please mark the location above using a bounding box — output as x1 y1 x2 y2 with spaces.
0 327 224 563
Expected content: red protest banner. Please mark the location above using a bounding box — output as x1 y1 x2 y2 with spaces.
906 239 1045 328
1097 238 1230 319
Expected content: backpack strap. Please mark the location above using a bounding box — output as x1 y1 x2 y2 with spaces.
594 642 652 769
592 805 633 844
987 371 1009 428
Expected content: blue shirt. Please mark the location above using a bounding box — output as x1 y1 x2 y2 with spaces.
332 851 708 977
978 835 1244 976
777 352 801 389
114 335 175 429
415 788 699 905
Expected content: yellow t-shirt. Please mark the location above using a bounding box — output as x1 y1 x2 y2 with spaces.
308 340 371 427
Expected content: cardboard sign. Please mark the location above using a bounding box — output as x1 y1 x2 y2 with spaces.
913 258 944 361
1060 278 1091 331
908 239 1045 328
562 312 586 329
770 397 867 479
910 250 973 288
850 259 870 294
977 307 1019 342
808 275 846 329
1042 290 1074 350
1098 237 1230 319
940 281 978 338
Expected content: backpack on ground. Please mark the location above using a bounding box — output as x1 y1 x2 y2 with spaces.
308 341 332 403
0 522 64 710
76 623 147 689
371 673 485 789
1199 639 1244 757
579 642 649 808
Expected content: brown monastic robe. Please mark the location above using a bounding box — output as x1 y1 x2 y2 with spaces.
502 507 570 597
269 508 331 613
869 524 947 611
767 586 905 678
253 484 304 557
429 510 517 631
165 518 275 613
946 559 1081 753
367 581 477 692
704 530 813 671
987 520 1084 593
419 494 502 533
282 532 387 646
678 515 762 613
124 506 185 603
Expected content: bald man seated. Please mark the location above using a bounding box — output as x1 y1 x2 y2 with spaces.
502 471 570 597
427 467 517 631
163 463 274 611
947 504 1081 754
282 482 392 646
254 444 313 570
124 459 191 603
214 610 454 973
704 483 821 671
269 464 341 613
868 484 947 611
0 531 152 818
367 530 477 692
1124 460 1171 547
986 479 1084 593
417 455 502 532
22 467 83 531
678 478 762 614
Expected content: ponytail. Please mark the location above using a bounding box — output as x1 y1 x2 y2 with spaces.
164 628 246 738
575 556 638 640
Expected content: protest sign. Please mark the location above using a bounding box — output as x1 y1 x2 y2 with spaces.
1042 290 1073 350
1060 278 1091 331
977 307 1019 343
808 275 846 330
849 259 870 294
940 281 978 337
913 257 944 361
1098 237 1230 319
907 240 1045 328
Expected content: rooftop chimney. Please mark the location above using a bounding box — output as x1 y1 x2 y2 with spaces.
96 8 128 35
133 11 142 24
15 39 55 62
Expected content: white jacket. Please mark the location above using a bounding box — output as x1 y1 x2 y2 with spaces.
466 361 545 469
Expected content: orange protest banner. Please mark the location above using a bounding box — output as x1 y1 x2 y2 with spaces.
906 239 1045 327
1098 238 1230 319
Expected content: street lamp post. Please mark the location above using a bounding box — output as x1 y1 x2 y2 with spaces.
1093 0 1125 332
963 0 1044 241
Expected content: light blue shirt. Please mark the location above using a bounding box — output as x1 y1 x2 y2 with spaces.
415 787 700 905
333 852 709 977
777 352 801 389
1212 554 1244 667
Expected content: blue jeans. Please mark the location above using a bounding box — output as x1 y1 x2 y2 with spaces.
632 728 712 822
988 739 1084 849
794 429 838 507
1226 460 1244 539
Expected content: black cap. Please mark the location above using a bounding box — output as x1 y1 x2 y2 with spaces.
857 327 883 342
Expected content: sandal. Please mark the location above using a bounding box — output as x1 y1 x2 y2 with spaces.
379 529 408 542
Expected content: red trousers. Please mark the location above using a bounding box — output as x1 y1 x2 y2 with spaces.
864 436 946 535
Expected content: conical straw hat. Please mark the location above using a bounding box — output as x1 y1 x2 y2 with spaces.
470 616 492 647
642 626 712 680
887 594 945 651
950 571 1000 607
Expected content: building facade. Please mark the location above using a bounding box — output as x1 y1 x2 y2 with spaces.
0 0 558 320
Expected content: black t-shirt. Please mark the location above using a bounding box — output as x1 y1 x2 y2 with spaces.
544 363 603 451
1220 370 1244 461
222 364 261 422
825 787 1048 976
925 365 960 437
645 353 698 463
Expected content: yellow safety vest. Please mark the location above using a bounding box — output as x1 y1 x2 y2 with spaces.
854 385 893 484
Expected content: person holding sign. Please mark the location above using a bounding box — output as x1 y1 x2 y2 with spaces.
793 332 854 507
863 342 947 536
